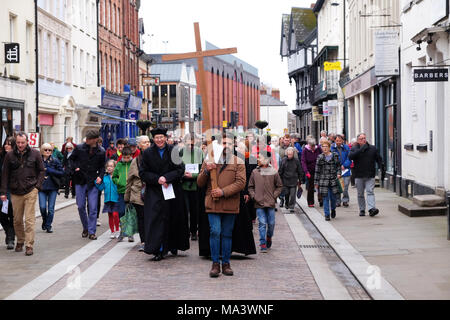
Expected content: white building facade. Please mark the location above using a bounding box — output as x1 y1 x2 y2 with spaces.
0 0 36 142
400 0 450 197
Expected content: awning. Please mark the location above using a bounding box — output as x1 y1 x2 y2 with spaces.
90 111 136 123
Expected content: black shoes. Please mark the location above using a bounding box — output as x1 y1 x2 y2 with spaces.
6 241 14 250
82 230 89 238
279 198 284 207
266 237 272 249
331 210 336 219
46 227 53 233
170 249 178 256
369 208 379 217
343 202 349 207
191 234 198 241
325 216 331 221
359 211 366 216
152 253 164 261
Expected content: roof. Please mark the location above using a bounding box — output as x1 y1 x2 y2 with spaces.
150 64 184 82
290 7 317 47
260 95 287 107
313 0 326 13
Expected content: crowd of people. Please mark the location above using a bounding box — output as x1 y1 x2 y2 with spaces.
0 128 384 277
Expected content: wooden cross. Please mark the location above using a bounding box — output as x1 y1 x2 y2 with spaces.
162 22 237 195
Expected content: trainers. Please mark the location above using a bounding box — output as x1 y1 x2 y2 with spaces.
359 211 366 217
325 216 331 221
308 204 315 208
260 244 268 253
110 232 116 239
46 227 53 233
138 244 145 252
209 262 220 278
331 210 336 219
266 237 272 249
88 234 97 240
96 220 101 226
369 208 379 217
222 263 234 276
128 236 135 242
82 230 88 238
6 241 14 250
117 233 124 242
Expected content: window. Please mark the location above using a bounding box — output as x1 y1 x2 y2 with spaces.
86 52 90 86
61 41 66 82
44 33 49 77
72 46 76 84
112 58 116 92
118 60 121 92
112 4 116 33
80 49 84 87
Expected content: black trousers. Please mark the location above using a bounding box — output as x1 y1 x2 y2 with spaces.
184 190 199 236
64 174 76 197
306 174 322 206
0 199 15 244
134 204 145 243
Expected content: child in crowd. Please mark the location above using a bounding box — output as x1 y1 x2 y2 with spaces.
113 147 133 242
95 160 120 238
248 151 283 252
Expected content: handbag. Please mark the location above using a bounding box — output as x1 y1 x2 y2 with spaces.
336 178 343 194
50 174 62 189
120 204 138 237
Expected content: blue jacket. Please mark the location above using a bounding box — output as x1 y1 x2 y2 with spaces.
95 174 119 203
42 156 65 191
294 142 302 158
331 143 352 177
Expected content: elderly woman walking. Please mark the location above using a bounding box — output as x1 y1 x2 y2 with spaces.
314 140 341 221
39 143 65 233
301 138 322 207
125 135 151 252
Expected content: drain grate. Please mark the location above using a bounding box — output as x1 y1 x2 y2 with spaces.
299 244 331 249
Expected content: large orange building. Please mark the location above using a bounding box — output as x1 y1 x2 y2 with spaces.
150 42 260 131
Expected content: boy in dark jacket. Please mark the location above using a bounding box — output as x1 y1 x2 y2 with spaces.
248 152 283 252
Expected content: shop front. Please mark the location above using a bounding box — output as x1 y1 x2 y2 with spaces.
0 97 24 144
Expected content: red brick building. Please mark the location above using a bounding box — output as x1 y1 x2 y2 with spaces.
98 0 140 94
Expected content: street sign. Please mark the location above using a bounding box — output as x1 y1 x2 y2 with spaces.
324 61 341 71
5 43 19 63
142 75 160 86
414 68 449 82
28 133 40 148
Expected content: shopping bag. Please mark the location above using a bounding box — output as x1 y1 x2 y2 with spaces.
336 178 343 194
120 204 138 237
297 186 303 199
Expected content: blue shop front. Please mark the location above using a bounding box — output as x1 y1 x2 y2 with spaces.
95 89 142 149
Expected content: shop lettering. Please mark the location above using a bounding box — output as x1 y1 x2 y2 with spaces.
414 69 449 82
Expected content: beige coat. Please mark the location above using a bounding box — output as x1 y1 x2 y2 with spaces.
124 156 144 206
248 166 283 208
197 155 246 214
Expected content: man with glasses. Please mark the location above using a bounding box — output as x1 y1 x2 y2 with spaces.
71 130 106 240
0 132 45 256
349 133 385 217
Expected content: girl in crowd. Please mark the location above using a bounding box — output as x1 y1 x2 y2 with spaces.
96 160 120 238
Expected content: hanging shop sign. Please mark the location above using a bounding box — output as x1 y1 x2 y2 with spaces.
324 61 342 71
374 30 399 77
413 68 449 82
312 106 323 121
5 43 20 63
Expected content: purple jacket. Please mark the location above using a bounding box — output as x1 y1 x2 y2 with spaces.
301 145 322 175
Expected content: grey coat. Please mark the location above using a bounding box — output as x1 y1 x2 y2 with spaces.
278 156 304 187
314 152 342 196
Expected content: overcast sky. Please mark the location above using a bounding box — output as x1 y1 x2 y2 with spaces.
139 0 314 110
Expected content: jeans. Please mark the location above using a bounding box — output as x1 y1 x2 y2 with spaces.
337 176 351 205
323 187 336 217
75 184 99 235
208 213 236 264
38 190 58 229
256 208 275 246
355 178 376 212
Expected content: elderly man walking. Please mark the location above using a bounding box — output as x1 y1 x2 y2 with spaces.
278 147 304 213
348 133 385 217
0 132 45 256
71 130 106 240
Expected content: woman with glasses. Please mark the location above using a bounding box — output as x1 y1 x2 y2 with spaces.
0 137 16 249
39 143 64 233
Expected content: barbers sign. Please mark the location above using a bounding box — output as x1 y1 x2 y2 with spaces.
5 43 20 63
414 68 449 82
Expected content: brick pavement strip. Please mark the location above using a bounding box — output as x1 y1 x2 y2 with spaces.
80 209 324 300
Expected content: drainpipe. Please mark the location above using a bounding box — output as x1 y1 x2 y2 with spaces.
35 0 39 133
96 0 100 87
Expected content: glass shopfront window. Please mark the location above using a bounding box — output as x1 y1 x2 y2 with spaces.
0 107 23 144
152 85 159 111
384 83 396 174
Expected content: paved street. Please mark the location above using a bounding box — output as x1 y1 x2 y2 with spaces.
1 193 371 300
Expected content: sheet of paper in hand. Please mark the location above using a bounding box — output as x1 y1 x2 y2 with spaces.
185 164 199 174
2 200 8 214
162 184 176 200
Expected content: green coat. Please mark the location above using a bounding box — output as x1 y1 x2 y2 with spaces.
113 160 132 194
181 146 204 191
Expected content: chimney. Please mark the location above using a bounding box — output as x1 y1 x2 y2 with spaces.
310 3 316 9
272 89 280 101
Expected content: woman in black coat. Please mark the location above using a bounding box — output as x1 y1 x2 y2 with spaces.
0 137 16 249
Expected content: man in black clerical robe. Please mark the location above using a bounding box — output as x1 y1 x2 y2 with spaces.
139 128 189 261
